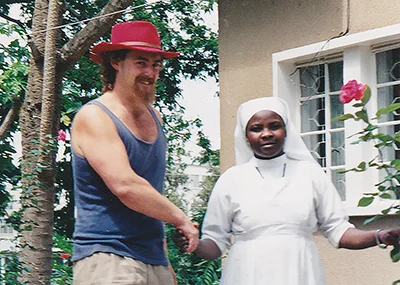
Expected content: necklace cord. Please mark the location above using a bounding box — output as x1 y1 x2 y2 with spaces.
255 163 287 179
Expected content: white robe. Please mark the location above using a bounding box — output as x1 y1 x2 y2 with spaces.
201 154 354 285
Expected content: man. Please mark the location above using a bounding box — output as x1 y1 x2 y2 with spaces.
71 21 199 284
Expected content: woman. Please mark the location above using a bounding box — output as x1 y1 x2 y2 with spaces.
175 97 400 285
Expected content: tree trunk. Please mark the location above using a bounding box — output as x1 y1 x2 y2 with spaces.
19 0 48 282
19 0 61 283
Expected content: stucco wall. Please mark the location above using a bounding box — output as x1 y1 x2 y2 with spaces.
218 0 400 284
219 0 400 170
349 1 400 33
316 215 400 284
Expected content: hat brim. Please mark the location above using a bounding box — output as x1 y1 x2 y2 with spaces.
90 42 180 64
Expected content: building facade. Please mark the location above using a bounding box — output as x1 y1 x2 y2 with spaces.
218 0 400 284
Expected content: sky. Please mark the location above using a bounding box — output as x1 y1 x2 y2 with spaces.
179 6 220 152
179 77 220 152
175 6 220 152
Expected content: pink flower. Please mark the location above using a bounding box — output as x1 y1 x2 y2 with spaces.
60 253 71 259
57 130 67 142
339 80 367 104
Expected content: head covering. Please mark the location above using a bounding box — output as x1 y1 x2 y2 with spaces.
234 97 315 165
90 21 180 64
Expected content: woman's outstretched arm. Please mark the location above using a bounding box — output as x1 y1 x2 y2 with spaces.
339 227 400 249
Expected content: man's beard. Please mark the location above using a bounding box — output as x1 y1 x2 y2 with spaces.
133 80 156 104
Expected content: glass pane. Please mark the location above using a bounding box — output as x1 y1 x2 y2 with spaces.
332 169 346 201
301 98 325 132
330 95 344 128
331 131 345 166
302 133 326 167
300 65 325 98
328 61 343 92
377 85 400 123
376 48 400 84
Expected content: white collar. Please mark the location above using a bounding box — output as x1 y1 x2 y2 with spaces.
249 154 289 179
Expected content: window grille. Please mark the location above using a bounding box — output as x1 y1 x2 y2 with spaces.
376 47 400 198
298 61 346 200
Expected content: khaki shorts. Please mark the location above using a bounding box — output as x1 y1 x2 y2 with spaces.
73 252 175 285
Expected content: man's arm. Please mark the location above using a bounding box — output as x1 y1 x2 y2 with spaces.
71 105 199 252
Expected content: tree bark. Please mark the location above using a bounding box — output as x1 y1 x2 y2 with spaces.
0 100 21 140
19 0 47 281
19 0 61 282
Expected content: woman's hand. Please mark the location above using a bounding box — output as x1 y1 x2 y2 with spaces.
378 228 400 246
173 222 199 253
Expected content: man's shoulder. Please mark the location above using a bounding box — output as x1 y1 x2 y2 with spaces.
72 100 115 134
75 99 107 118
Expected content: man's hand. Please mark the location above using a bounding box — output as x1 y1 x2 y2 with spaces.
174 222 199 253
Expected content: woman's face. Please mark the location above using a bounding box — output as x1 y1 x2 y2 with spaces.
246 110 286 159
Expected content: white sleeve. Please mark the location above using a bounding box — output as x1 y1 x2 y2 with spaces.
313 165 354 248
201 170 235 254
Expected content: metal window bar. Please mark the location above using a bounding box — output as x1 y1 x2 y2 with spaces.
299 61 346 199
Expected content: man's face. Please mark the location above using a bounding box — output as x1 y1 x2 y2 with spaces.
114 50 163 103
246 110 286 159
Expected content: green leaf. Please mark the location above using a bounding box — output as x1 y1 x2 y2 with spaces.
378 185 387 192
353 102 365 108
358 196 374 207
374 133 393 142
391 244 400 262
363 215 383 225
379 193 393 199
332 113 355 121
361 85 371 104
376 103 400 117
353 161 367 171
355 109 369 123
390 159 400 166
364 124 377 132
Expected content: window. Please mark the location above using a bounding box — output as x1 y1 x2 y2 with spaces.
273 24 400 214
299 61 346 200
376 48 400 197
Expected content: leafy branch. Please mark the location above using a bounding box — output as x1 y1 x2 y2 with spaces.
334 80 400 262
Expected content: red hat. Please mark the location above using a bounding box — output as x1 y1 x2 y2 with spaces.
90 21 180 64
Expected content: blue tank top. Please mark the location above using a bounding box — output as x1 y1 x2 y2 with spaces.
72 100 168 265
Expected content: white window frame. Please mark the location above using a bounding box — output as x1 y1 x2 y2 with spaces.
272 23 400 216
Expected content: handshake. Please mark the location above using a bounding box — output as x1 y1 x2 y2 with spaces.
172 222 222 261
173 222 199 253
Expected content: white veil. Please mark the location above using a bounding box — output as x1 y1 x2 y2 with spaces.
234 97 315 165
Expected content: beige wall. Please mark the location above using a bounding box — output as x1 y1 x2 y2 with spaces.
219 0 400 170
218 0 400 284
316 216 400 284
219 0 345 170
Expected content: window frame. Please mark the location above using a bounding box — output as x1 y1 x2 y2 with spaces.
272 23 400 215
